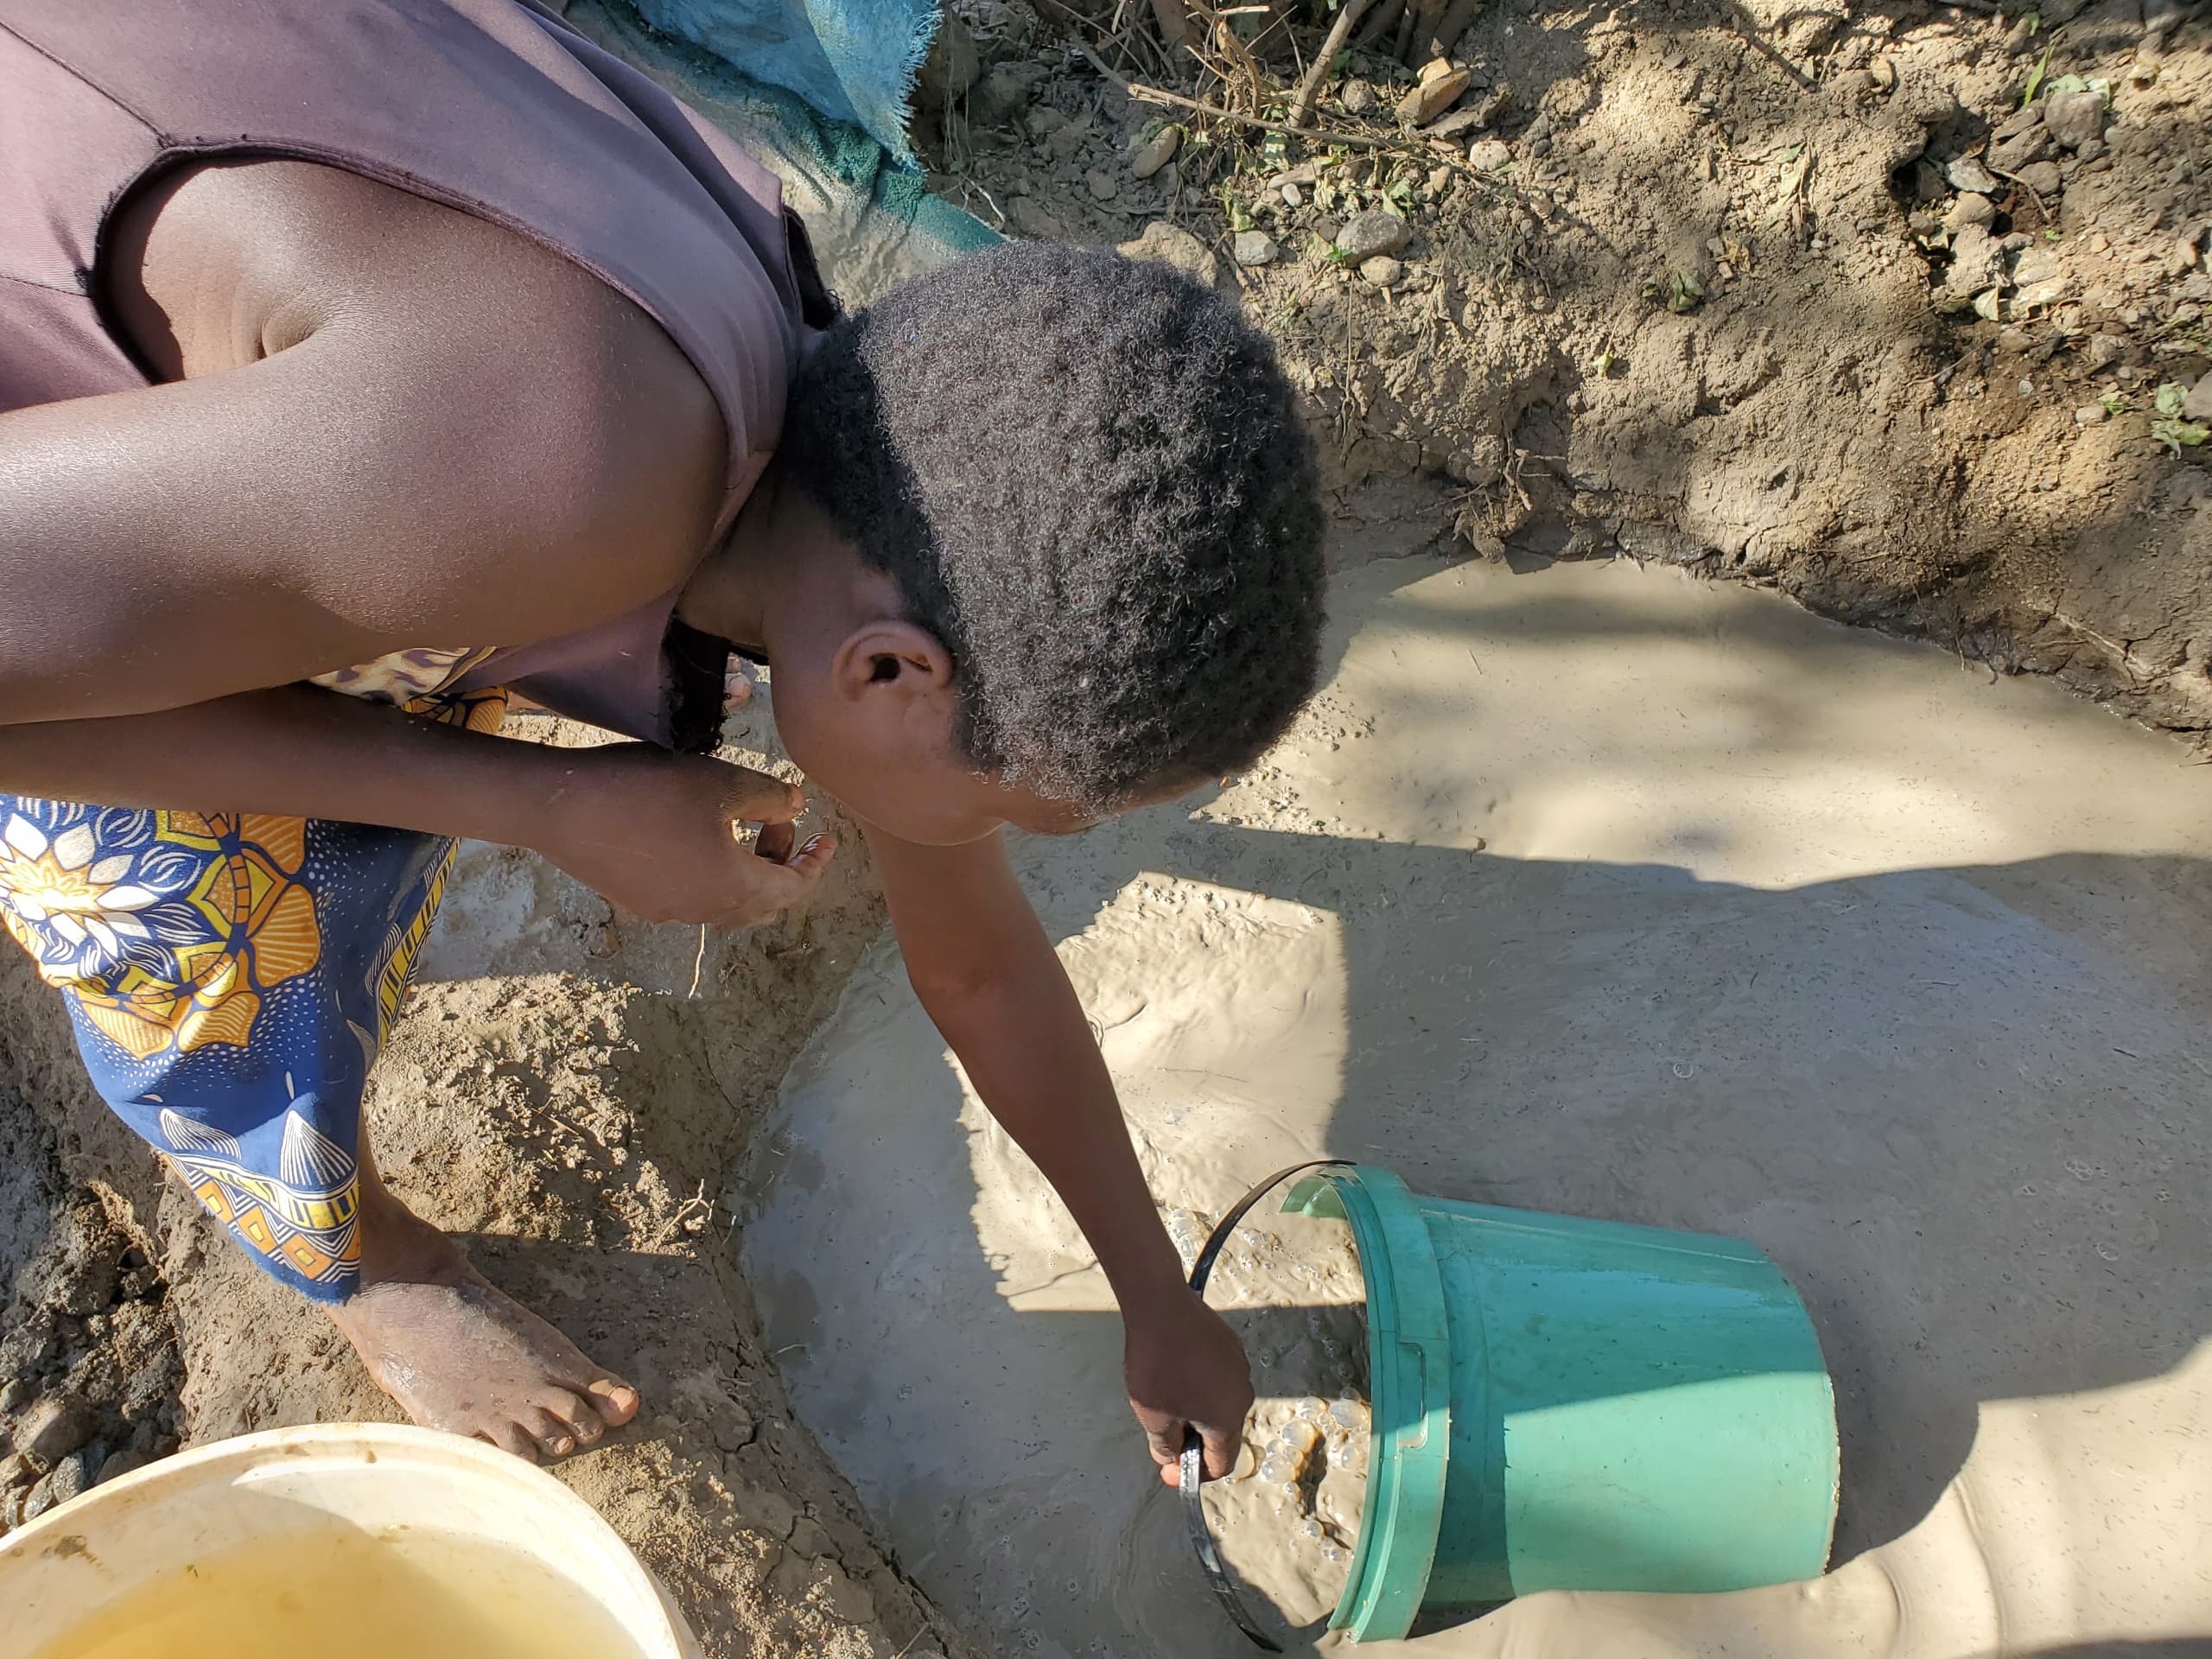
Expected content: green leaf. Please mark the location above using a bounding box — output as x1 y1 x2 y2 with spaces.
2099 391 2134 416
2155 381 2188 417
2021 41 2055 108
2152 417 2209 456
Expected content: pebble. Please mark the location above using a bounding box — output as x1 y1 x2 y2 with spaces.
2088 232 2112 252
2044 87 2108 150
1359 255 1406 288
1116 219 1221 288
96 1446 152 1485
1398 67 1471 127
1086 168 1119 202
2183 378 2212 422
2175 237 2206 274
12 1394 95 1471
1947 155 2001 195
1281 181 1303 207
1991 125 2056 173
1128 126 1180 181
2013 247 2063 286
1339 78 1376 115
1233 230 1281 267
0 1378 29 1415
2086 333 2127 369
2018 161 2064 196
2075 403 2111 424
1944 191 1998 232
1468 138 1514 174
44 1447 93 1509
1335 208 1412 261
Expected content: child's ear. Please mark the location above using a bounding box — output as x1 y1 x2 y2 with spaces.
830 620 955 702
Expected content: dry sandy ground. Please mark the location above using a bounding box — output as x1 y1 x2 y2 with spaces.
746 553 2212 1657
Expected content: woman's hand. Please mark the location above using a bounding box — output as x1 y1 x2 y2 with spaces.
529 743 836 928
1125 1288 1256 1486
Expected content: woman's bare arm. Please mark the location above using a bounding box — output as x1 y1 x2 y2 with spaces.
0 161 726 726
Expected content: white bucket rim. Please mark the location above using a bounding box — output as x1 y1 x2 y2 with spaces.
1 1421 696 1657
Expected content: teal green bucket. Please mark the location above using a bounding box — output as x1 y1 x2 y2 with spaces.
1281 1165 1838 1642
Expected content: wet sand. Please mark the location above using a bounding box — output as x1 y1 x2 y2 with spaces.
741 555 2212 1657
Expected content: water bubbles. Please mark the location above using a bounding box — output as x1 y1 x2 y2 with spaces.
1328 1398 1363 1429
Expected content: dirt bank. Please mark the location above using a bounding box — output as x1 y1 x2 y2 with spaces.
935 0 2212 740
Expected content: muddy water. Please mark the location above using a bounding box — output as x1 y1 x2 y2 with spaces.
742 556 2212 1657
29 1527 645 1659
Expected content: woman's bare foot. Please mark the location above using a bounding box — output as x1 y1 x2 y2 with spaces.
322 1149 639 1462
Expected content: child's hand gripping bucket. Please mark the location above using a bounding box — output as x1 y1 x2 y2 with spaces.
1185 1163 1840 1644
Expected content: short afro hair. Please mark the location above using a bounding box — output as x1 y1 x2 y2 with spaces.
778 239 1325 812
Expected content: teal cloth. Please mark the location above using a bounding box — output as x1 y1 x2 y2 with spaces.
563 0 997 303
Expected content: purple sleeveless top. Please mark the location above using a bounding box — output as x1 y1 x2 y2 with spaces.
0 0 831 750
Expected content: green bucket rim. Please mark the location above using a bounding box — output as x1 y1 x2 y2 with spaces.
1283 1164 1454 1642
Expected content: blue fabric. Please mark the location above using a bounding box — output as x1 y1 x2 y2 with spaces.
575 0 999 297
632 0 938 162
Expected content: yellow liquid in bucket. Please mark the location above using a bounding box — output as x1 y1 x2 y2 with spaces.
32 1524 648 1659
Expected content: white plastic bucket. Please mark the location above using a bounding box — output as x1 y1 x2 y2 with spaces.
0 1423 701 1659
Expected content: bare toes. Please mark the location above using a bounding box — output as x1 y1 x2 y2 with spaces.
586 1376 640 1427
525 1408 578 1459
480 1421 540 1464
545 1394 605 1446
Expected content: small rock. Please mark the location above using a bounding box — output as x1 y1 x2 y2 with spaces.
969 61 1046 130
0 1378 29 1415
1339 78 1376 115
1870 56 1897 92
1233 230 1280 267
2183 378 2212 422
2076 136 2109 162
1086 168 1120 202
1427 165 1452 194
2075 403 2111 424
2086 333 2127 369
1467 138 1514 174
1281 181 1303 207
1945 192 1999 232
96 1447 152 1485
1359 255 1406 288
0 1452 29 1493
13 1395 95 1472
2018 161 2064 196
1335 209 1411 262
2016 275 2070 308
2044 87 2109 149
1993 103 2046 143
1398 67 1471 126
44 1448 92 1509
1948 222 2007 294
1129 125 1180 180
2013 247 2063 286
1421 106 1491 141
2145 0 2185 34
1417 55 1457 86
1992 125 2056 173
2175 236 2206 274
1948 155 2002 195
1116 219 1221 288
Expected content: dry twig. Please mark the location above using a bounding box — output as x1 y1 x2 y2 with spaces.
1287 0 1382 127
1075 39 1494 180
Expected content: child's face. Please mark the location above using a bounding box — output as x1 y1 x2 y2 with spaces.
770 654 1187 845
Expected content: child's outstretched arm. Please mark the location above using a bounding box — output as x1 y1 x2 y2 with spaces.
872 825 1253 1485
